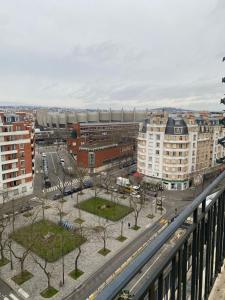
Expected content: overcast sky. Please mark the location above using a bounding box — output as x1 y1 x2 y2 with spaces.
0 0 225 110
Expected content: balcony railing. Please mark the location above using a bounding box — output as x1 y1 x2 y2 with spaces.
95 170 225 300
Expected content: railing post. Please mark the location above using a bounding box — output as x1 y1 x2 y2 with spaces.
171 256 176 300
158 273 164 300
177 248 182 300
191 208 198 300
182 240 188 300
210 202 217 287
198 198 206 300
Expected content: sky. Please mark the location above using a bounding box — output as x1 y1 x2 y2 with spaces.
0 0 225 110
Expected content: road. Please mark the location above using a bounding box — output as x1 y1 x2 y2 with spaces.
0 278 23 300
64 207 182 300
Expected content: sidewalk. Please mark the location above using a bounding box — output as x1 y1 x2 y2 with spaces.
209 264 225 300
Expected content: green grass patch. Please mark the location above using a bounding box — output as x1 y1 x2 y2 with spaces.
44 205 52 209
59 199 67 203
57 212 68 217
0 257 9 267
69 268 84 280
132 225 141 231
40 286 58 298
77 197 132 221
10 220 86 262
98 248 111 256
116 235 127 242
12 270 33 285
147 213 155 219
74 218 85 224
23 212 33 218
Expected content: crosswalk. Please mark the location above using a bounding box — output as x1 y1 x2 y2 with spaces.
43 177 90 193
3 293 20 300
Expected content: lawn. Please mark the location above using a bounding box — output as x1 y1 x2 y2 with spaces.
40 286 58 298
12 270 33 285
77 197 132 221
11 220 86 262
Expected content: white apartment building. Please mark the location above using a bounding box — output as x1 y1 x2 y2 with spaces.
137 113 225 190
0 112 35 203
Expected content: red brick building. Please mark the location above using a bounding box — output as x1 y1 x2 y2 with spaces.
0 112 35 203
77 143 134 173
67 122 138 156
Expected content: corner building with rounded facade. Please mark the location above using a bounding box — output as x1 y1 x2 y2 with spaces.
137 112 225 190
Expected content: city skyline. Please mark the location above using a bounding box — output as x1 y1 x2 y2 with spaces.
0 0 225 110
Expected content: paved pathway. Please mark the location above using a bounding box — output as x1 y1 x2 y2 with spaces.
209 264 225 300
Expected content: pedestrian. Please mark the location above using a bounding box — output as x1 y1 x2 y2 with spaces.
128 222 131 229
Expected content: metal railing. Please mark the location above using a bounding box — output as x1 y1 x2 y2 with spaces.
95 169 225 300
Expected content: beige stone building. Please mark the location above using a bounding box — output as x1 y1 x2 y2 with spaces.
137 113 225 190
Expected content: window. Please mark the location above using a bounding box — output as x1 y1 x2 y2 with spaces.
174 127 183 134
156 134 160 140
20 160 25 167
19 152 25 158
156 150 160 155
21 169 26 175
156 142 160 148
14 189 19 195
19 144 24 149
22 186 27 193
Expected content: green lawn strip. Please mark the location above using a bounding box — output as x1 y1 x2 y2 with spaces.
23 212 33 218
147 213 155 219
40 286 58 298
74 218 85 224
12 270 33 285
10 220 86 262
44 205 52 209
132 225 141 231
69 268 84 280
98 248 111 256
77 197 132 221
116 235 127 242
0 257 9 267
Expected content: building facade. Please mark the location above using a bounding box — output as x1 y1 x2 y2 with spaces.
36 109 149 128
137 113 225 190
0 112 35 203
77 143 134 173
67 122 138 156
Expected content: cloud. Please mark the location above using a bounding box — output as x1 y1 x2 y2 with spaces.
0 0 224 110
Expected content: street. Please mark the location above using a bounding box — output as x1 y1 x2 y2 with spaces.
0 278 23 300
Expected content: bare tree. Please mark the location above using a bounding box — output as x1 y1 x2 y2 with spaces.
33 256 53 290
73 225 88 276
101 172 113 193
0 216 9 263
93 221 114 253
8 212 39 275
74 166 88 191
129 195 145 229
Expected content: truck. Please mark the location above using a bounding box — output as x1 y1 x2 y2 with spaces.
116 177 139 194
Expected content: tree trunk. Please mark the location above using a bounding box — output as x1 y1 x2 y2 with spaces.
135 214 138 227
120 220 124 237
74 246 81 272
21 259 24 273
47 273 51 289
0 243 4 261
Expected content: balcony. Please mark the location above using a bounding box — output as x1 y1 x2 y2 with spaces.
1 159 18 165
95 170 225 300
2 168 18 175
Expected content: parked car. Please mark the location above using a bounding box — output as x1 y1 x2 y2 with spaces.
72 186 82 193
20 205 33 213
44 179 51 188
63 186 73 196
53 193 61 200
83 180 93 188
